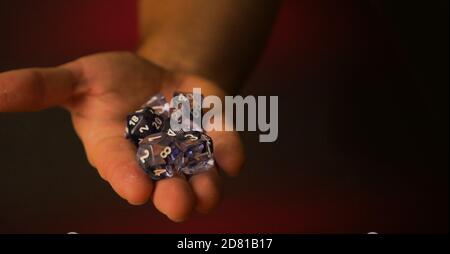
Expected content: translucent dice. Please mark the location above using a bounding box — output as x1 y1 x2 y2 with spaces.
127 92 214 180
136 131 214 180
142 93 170 118
136 133 183 180
176 131 214 175
125 107 165 146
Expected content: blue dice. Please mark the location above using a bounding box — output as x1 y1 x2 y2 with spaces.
176 131 214 175
136 133 183 180
171 92 204 132
141 93 170 118
126 93 214 180
125 107 165 146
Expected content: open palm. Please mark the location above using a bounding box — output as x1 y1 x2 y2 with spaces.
0 52 244 222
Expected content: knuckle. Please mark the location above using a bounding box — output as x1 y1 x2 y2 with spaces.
23 70 46 109
0 87 10 110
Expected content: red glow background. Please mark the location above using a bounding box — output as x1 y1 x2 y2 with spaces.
0 0 448 233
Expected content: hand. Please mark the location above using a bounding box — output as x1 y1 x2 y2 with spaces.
0 52 245 222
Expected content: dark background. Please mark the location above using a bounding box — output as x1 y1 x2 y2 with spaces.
0 0 448 233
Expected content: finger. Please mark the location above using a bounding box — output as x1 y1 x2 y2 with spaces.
0 66 79 112
153 174 195 222
208 130 245 177
92 135 153 205
189 168 223 214
75 119 153 205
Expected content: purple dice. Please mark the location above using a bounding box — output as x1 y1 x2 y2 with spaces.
142 93 170 118
172 92 203 132
125 107 165 146
126 92 214 180
176 131 214 175
136 133 183 180
136 131 214 180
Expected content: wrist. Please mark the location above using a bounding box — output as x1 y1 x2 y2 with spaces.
137 37 207 78
137 38 236 95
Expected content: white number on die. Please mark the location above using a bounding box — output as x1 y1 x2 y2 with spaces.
139 149 150 163
167 129 176 136
153 169 167 177
152 117 162 129
139 124 149 133
129 115 139 126
147 135 161 142
184 134 198 141
160 146 172 158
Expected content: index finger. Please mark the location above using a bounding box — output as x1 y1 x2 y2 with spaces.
0 66 79 112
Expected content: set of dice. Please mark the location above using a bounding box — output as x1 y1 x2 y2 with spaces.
125 93 214 180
